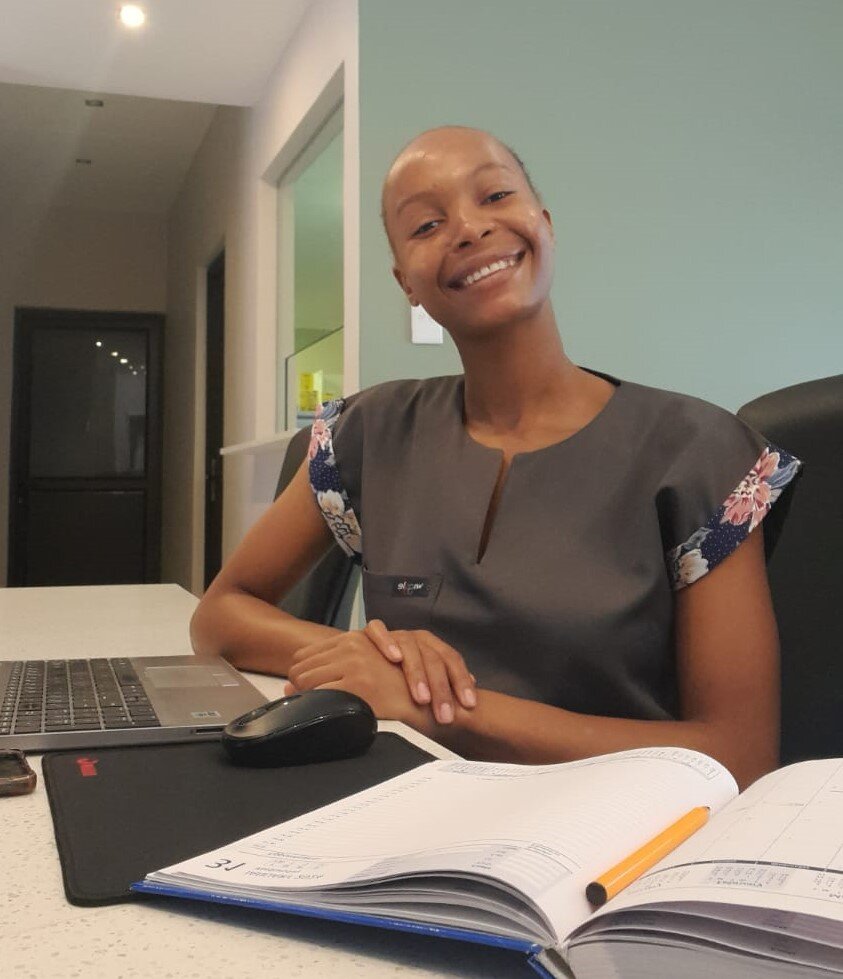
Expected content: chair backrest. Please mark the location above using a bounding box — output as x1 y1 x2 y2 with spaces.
274 426 359 630
737 375 843 765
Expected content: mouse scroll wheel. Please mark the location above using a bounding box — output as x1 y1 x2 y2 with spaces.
237 706 267 727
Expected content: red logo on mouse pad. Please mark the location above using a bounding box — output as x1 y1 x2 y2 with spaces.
75 757 99 777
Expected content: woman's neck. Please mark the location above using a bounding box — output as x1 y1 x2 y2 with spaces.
456 306 581 435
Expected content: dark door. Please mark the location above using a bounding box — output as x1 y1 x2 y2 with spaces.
204 251 225 589
8 308 163 586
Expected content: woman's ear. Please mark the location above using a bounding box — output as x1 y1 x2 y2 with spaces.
542 208 554 235
392 266 419 306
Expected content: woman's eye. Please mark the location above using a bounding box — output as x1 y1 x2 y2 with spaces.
485 190 513 204
411 220 439 237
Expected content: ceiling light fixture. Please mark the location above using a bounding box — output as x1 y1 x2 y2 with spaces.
75 158 92 165
119 5 146 28
85 99 104 108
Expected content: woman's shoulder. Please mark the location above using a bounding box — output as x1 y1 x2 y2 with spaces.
605 373 761 463
328 374 461 427
615 374 741 429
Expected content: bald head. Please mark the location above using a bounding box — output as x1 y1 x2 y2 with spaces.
381 126 540 248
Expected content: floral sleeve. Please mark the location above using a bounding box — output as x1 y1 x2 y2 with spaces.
667 445 801 590
307 399 362 559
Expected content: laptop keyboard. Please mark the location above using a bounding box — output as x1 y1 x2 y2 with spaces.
1 659 161 736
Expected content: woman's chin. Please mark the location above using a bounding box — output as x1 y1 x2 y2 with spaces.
447 296 547 339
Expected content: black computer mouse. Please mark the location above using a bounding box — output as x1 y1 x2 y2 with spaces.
221 690 377 767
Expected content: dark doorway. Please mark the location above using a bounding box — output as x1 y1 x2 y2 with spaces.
204 251 225 590
8 308 163 586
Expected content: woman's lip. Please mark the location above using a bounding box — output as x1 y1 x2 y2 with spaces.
447 250 526 290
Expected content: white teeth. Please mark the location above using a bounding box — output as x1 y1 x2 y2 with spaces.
460 255 519 287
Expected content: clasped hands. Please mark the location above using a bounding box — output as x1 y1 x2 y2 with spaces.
283 619 477 731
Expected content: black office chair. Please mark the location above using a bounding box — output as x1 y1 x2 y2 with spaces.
273 425 360 630
737 375 843 765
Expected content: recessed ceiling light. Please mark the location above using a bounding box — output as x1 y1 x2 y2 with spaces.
75 158 92 165
119 5 146 28
85 99 104 108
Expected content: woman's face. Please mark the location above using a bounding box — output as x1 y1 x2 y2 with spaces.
383 128 555 338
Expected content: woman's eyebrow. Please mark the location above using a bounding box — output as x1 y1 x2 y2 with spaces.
394 162 516 216
395 190 436 216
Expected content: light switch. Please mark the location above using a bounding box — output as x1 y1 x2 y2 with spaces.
411 304 444 344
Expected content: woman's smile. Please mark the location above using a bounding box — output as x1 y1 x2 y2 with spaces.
447 250 526 290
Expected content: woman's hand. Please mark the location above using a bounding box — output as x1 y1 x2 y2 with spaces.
284 631 436 733
362 620 476 723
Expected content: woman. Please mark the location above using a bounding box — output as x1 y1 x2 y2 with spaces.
191 126 799 789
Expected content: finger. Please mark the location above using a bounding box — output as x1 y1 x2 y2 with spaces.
291 662 346 692
364 619 403 662
288 652 347 689
390 633 432 706
423 633 477 709
417 643 455 724
282 680 296 696
290 634 344 667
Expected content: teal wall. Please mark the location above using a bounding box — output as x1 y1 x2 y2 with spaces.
358 0 842 409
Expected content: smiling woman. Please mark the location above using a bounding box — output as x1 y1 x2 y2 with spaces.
191 126 801 790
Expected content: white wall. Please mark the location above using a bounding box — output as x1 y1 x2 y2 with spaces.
163 0 359 595
0 204 167 585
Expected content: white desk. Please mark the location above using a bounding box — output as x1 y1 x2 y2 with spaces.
1 585 530 978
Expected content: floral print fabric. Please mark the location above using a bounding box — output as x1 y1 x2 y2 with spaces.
308 399 362 558
668 445 801 590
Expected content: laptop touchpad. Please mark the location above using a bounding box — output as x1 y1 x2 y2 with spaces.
143 666 228 689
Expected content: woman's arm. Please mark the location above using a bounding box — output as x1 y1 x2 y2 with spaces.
431 529 779 789
190 459 344 675
288 530 779 790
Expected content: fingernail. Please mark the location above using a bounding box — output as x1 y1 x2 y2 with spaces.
387 643 402 661
469 673 477 683
439 703 454 724
462 687 476 708
416 682 431 703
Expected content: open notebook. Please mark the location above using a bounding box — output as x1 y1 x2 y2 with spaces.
133 748 843 978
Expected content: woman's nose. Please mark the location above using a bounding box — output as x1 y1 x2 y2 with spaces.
455 210 493 249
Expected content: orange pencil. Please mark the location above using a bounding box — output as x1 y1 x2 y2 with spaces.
586 805 710 906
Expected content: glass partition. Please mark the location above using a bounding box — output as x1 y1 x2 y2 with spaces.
285 326 344 429
276 109 344 431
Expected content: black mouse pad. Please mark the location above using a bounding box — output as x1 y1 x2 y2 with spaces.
42 733 435 906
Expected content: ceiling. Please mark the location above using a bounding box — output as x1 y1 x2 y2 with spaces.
0 1 314 219
0 83 218 215
0 0 313 106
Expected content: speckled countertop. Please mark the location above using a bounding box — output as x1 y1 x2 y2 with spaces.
1 585 532 978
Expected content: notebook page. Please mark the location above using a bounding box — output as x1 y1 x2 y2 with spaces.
148 747 736 942
583 758 843 926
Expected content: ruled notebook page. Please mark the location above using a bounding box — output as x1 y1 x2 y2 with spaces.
148 747 737 943
586 757 843 927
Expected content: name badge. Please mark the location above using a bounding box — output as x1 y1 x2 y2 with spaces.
391 577 432 598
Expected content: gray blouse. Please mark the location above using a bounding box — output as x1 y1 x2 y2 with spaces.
307 373 800 722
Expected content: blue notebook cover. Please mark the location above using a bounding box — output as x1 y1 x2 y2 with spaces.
131 879 567 975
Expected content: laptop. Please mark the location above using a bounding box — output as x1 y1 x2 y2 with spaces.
0 655 268 752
